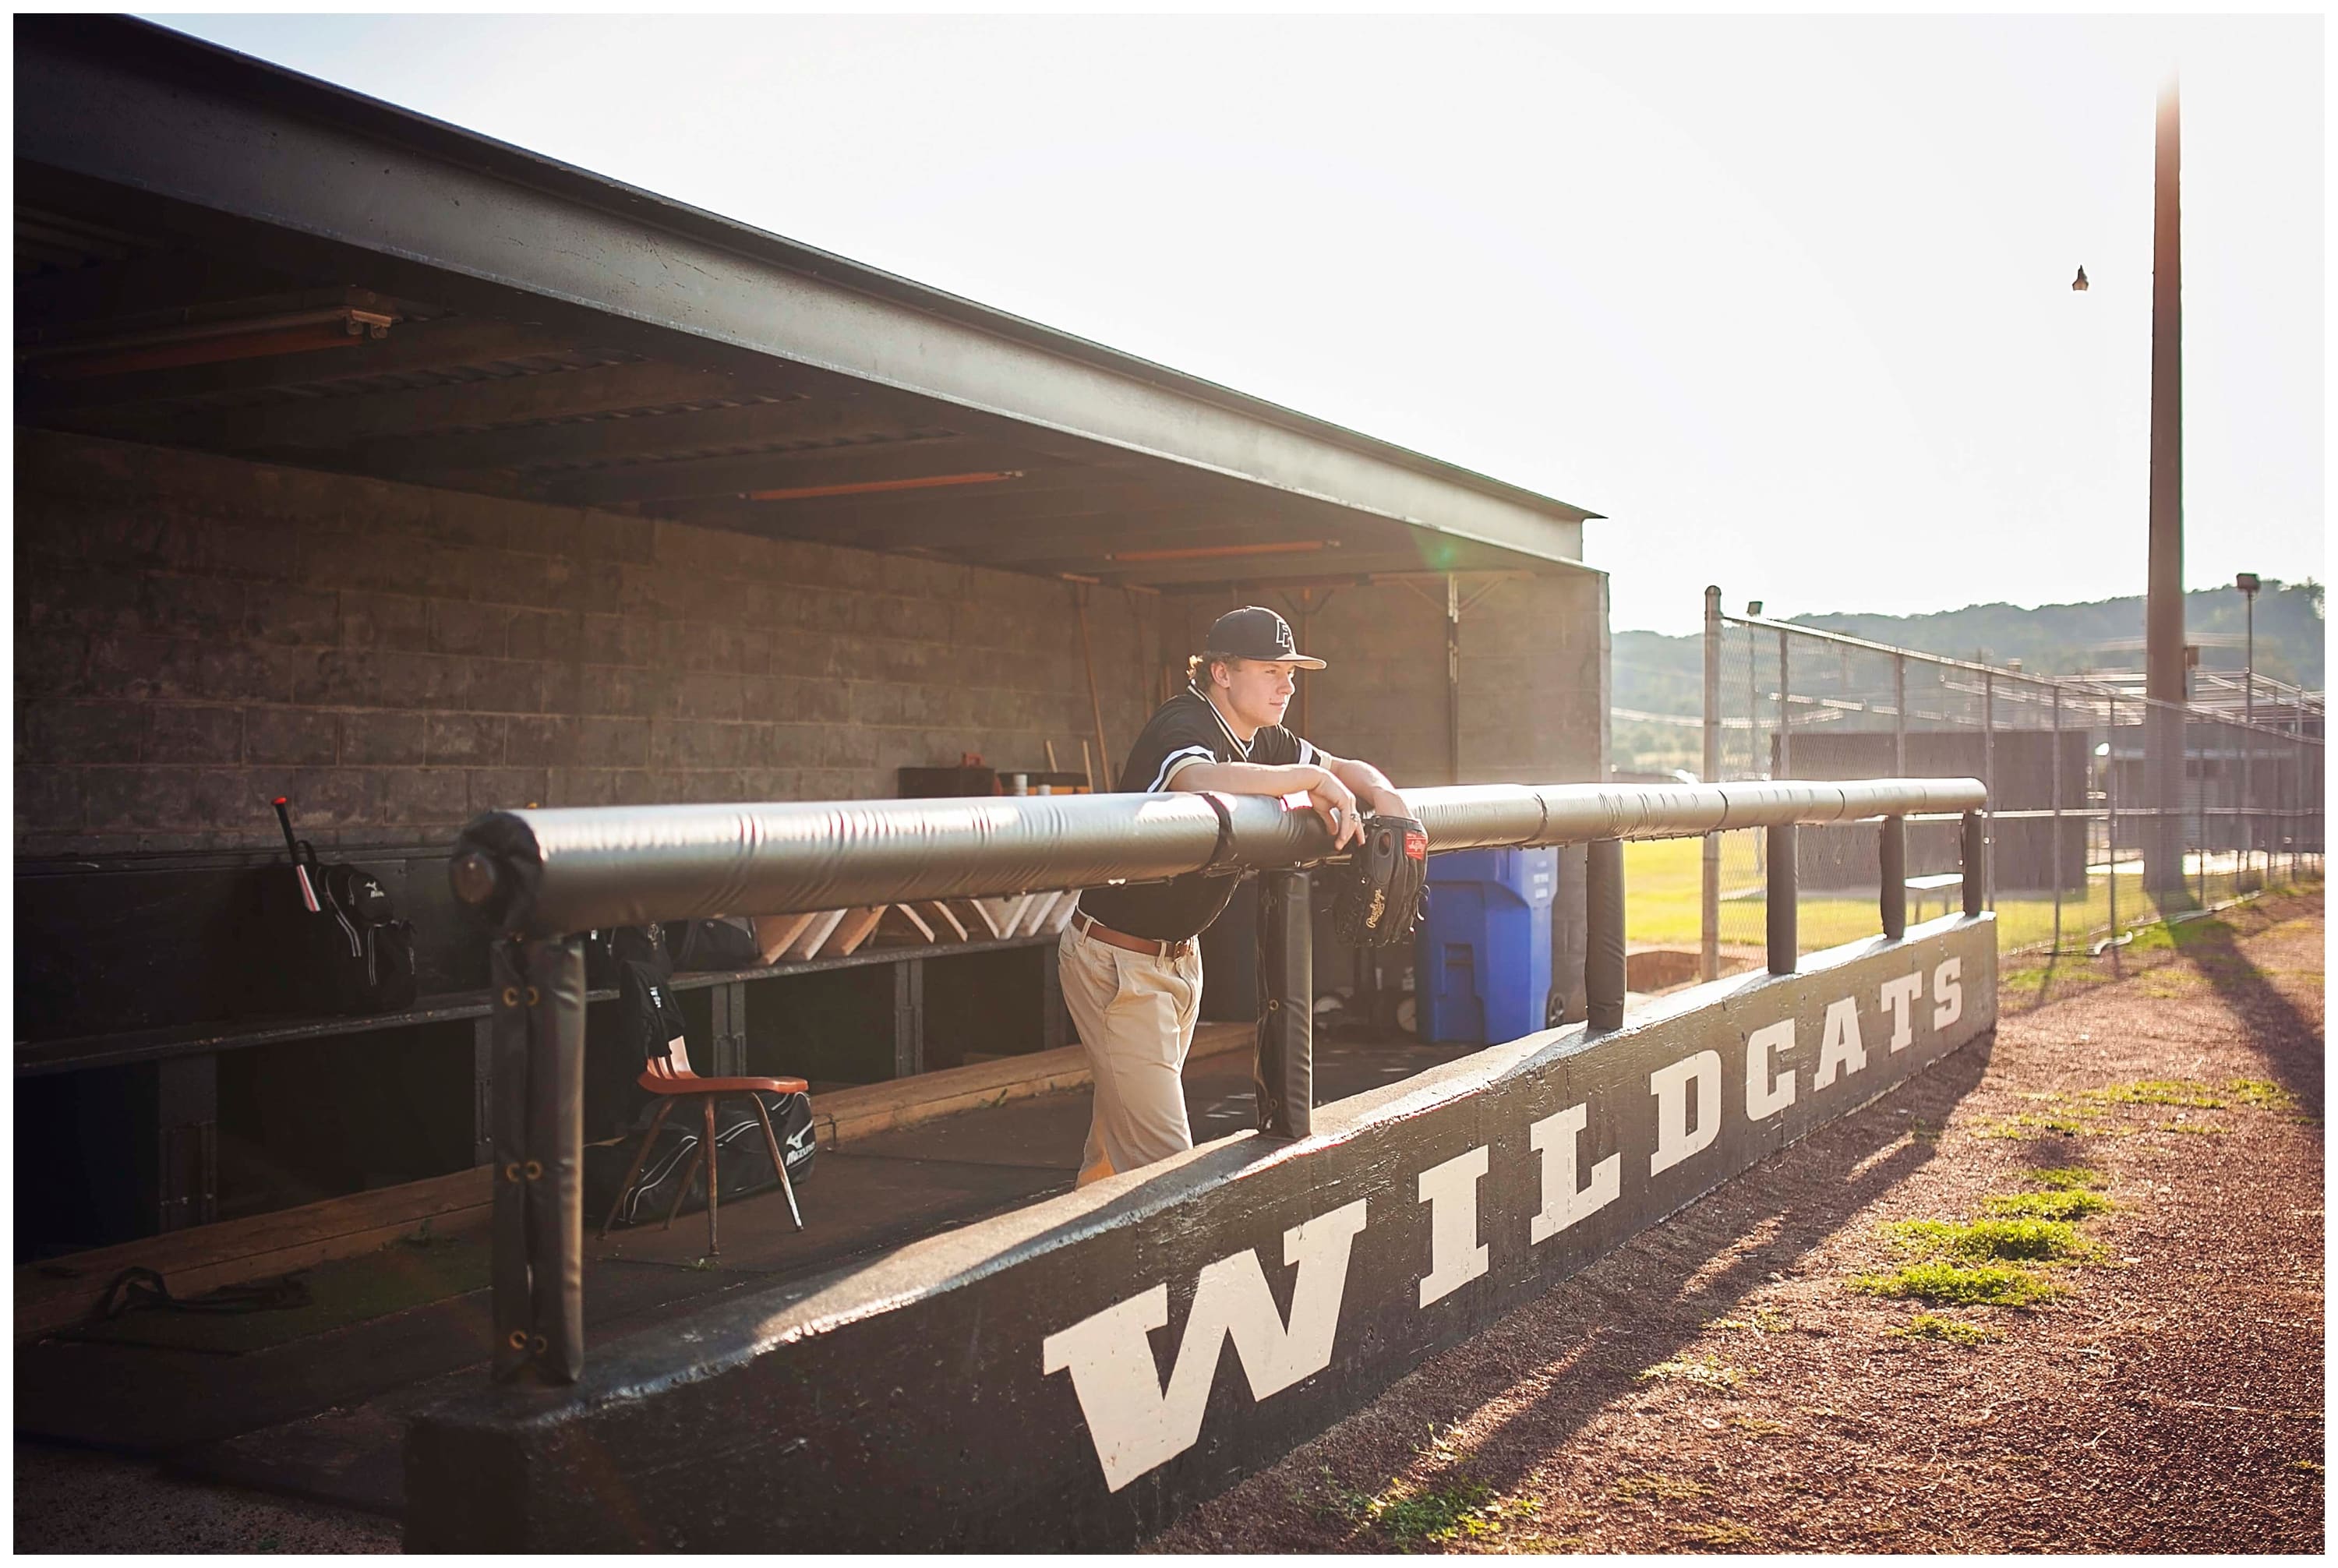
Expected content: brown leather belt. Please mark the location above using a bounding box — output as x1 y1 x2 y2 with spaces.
1072 910 1195 960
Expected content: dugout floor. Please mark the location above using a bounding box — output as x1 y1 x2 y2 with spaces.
15 1027 1482 1524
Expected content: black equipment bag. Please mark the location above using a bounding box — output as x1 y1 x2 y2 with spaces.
669 916 761 972
258 797 417 1015
584 1090 815 1229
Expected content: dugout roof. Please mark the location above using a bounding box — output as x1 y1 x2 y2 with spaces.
15 17 1601 593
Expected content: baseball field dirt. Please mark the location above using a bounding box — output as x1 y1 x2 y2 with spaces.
1153 890 2325 1554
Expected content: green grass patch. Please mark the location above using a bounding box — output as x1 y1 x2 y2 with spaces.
1976 1111 2103 1139
2082 1079 2227 1110
1883 1217 2095 1263
1890 1312 2005 1347
2227 1079 2299 1110
1358 1477 1539 1546
1981 1190 2113 1221
1675 1520 1762 1549
1707 1304 1791 1334
2023 1166 2107 1190
1635 1354 1750 1391
2156 1120 2229 1135
1849 1259 2065 1307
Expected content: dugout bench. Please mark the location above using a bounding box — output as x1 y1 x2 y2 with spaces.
14 847 1069 1259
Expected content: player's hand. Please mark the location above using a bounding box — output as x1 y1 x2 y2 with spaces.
1308 767 1362 850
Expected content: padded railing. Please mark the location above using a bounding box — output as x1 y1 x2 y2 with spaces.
447 775 1987 1385
448 778 1988 939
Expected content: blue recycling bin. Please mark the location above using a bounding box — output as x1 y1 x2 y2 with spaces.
1414 846 1557 1045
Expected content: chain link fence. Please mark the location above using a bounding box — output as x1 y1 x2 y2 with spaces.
1690 592 2323 976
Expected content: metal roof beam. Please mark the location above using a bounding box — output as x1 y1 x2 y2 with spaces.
761 503 1385 557
20 316 595 418
15 18 1593 571
347 396 944 480
535 437 1054 507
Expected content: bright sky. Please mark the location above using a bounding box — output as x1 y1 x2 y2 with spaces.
154 12 2323 636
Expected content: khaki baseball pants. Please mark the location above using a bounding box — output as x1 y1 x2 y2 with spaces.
1058 923 1203 1187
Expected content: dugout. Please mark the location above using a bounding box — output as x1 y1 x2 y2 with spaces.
12 15 1606 1278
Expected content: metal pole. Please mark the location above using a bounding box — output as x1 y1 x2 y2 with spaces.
1766 823 1797 974
2194 707 2206 907
489 934 586 1385
2242 587 2255 871
1701 586 1722 983
1893 652 1908 776
1587 838 1626 1031
2050 685 2064 952
1255 869 1312 1140
2106 696 2120 943
1962 810 1987 919
1777 627 1792 780
1073 584 1112 793
2145 79 2187 895
1880 815 1906 941
1445 574 1462 787
1981 670 1995 911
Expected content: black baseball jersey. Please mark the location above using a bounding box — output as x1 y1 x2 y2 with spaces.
1076 686 1318 941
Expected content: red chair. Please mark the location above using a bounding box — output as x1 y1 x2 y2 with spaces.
598 1056 808 1255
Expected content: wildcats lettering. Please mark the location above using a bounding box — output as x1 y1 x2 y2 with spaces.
1041 1201 1369 1492
1037 925 1989 1498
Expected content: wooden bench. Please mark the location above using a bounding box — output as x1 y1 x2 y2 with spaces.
16 863 1079 1254
1905 871 1965 920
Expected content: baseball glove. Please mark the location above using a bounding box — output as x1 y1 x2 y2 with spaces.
1330 814 1429 947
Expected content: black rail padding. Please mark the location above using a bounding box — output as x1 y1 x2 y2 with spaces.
490 937 586 1384
1767 823 1798 975
449 780 1988 940
1962 810 1987 917
1586 838 1626 1032
488 940 530 1382
1253 870 1312 1139
1880 814 1907 941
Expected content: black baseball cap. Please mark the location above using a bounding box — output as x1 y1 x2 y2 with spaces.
1204 606 1326 669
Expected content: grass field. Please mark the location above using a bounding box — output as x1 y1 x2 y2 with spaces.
1623 835 2323 959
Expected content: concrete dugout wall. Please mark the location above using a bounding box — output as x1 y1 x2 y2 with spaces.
407 913 1994 1551
15 429 1169 858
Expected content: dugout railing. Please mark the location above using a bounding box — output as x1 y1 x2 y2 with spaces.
447 774 1986 1383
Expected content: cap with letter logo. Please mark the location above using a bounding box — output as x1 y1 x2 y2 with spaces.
1203 605 1326 669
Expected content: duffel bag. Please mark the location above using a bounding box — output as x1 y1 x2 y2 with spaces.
584 1089 814 1230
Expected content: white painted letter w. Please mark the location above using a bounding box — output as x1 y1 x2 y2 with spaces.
1041 1199 1369 1492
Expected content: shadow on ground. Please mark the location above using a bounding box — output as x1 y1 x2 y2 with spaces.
1159 1027 2001 1549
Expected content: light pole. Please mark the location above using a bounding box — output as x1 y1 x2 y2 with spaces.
2236 572 2260 876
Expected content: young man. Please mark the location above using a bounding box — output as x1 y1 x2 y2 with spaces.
1060 605 1414 1187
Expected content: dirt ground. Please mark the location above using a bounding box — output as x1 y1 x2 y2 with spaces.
1155 892 2326 1554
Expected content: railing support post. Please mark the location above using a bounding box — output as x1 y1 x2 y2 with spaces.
1700 585 1722 984
1962 810 1987 918
1880 814 1906 940
489 933 586 1385
1587 837 1626 1032
1255 869 1312 1140
1766 823 1797 974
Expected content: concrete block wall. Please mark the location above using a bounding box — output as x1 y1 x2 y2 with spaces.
1160 573 1608 789
14 430 1164 856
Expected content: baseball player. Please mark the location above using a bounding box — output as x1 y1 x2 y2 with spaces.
1061 605 1414 1187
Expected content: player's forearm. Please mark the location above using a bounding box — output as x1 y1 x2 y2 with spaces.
1326 755 1407 814
1169 761 1324 797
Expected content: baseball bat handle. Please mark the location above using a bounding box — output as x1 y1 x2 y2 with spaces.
273 796 321 914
